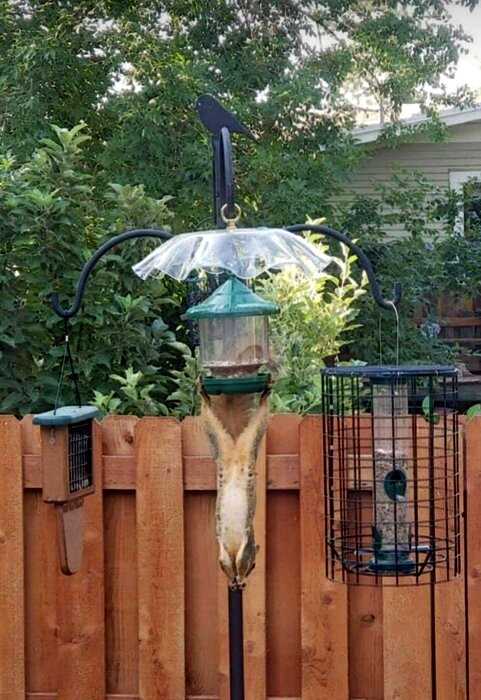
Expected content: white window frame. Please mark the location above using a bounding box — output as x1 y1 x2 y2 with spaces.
449 170 481 236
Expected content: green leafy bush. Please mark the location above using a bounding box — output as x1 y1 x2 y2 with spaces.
335 168 478 365
0 124 188 415
257 238 367 414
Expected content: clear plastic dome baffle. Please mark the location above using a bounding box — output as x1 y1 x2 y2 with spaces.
132 227 333 281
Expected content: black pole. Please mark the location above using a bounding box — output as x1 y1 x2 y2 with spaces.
196 95 249 700
228 587 245 700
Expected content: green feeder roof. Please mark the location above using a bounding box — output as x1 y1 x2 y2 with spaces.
184 277 279 320
33 405 100 427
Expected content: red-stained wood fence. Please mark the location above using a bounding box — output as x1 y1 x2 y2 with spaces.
0 412 479 699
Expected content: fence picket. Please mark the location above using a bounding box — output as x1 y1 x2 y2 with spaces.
218 573 230 700
435 575 466 700
136 417 185 699
299 416 349 699
0 416 25 700
102 416 139 696
435 417 466 700
244 435 267 699
382 585 432 699
22 417 58 694
465 417 481 696
56 420 105 700
382 418 433 700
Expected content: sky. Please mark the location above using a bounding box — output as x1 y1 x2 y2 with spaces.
447 4 481 94
356 3 481 123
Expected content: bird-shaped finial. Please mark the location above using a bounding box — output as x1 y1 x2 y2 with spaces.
196 95 255 140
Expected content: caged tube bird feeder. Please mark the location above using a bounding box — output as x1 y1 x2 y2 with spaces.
321 365 462 585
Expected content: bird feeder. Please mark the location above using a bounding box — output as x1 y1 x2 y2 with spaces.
321 365 461 585
184 276 279 394
33 405 100 575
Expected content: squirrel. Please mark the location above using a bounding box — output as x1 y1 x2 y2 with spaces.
199 385 270 589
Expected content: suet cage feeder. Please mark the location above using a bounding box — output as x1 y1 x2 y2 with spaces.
33 405 100 575
321 365 462 585
184 276 279 395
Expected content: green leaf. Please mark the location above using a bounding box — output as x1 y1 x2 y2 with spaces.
467 404 481 420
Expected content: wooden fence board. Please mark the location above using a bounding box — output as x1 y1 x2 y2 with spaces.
382 418 433 700
181 418 229 700
217 571 230 700
56 420 106 700
102 416 139 696
382 585 432 700
102 415 139 458
266 414 302 455
185 493 219 697
266 491 301 698
347 416 384 700
105 492 138 695
299 416 349 699
24 453 299 490
348 496 384 700
435 577 466 700
22 417 58 694
136 417 185 700
0 415 25 700
244 435 267 699
465 417 481 697
434 417 466 700
25 695 302 699
24 492 58 692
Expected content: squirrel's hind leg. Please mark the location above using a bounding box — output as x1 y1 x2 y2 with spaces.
218 540 237 586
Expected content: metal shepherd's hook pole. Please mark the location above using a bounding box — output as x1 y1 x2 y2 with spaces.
196 94 254 700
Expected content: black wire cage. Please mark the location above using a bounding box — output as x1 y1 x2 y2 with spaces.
321 365 462 586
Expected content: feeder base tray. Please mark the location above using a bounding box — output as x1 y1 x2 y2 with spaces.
367 551 417 575
202 373 270 395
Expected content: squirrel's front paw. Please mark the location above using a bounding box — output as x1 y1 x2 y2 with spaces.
260 383 272 402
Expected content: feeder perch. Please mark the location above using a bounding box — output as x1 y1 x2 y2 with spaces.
33 405 100 575
321 365 462 585
184 276 279 395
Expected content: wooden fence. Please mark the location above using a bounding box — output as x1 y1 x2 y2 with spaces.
0 412 480 699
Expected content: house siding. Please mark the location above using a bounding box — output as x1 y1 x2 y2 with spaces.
337 120 481 237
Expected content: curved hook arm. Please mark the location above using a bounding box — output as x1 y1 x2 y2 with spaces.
50 228 172 319
287 223 402 311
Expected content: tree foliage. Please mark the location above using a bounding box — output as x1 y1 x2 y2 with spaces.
1 1 476 230
335 169 481 365
258 238 367 413
0 124 188 415
0 1 479 414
